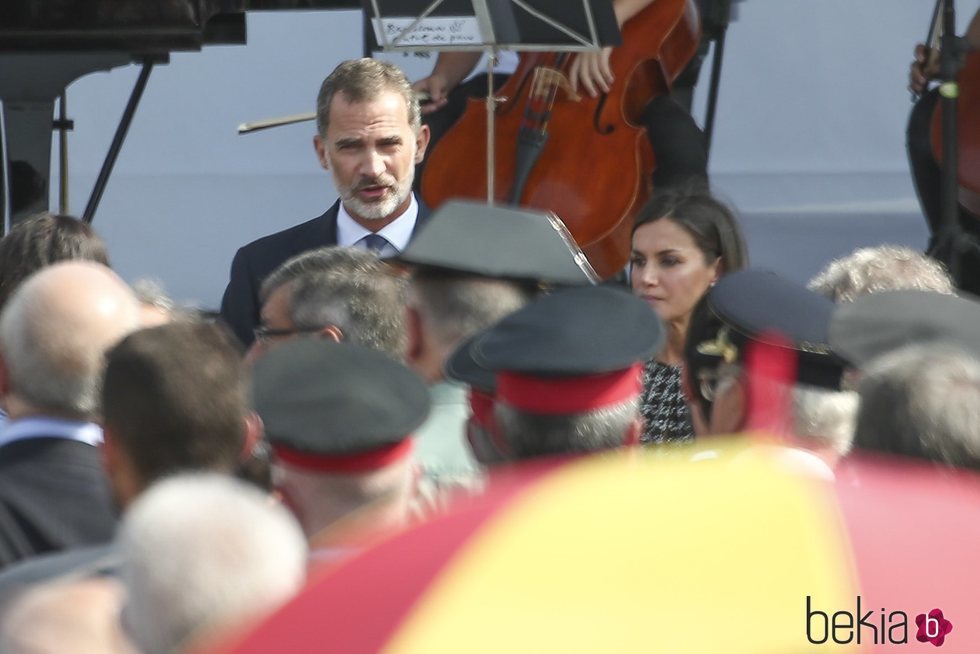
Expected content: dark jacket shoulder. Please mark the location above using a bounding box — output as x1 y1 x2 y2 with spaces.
0 438 115 570
220 198 431 346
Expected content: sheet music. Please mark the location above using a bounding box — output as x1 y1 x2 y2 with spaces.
372 15 483 47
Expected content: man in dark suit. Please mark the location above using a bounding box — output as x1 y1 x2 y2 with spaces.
0 319 254 605
220 57 432 347
0 262 140 570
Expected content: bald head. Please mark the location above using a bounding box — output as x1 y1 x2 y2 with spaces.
0 262 140 419
0 578 135 654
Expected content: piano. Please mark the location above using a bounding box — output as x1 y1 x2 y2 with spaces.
0 1 362 228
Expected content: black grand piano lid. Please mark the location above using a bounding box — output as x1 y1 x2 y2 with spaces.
0 1 362 52
0 0 365 229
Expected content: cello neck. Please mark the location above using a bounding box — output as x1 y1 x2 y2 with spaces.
926 0 945 50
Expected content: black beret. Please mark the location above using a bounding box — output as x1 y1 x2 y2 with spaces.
829 289 980 367
396 200 599 285
471 285 663 376
250 339 430 460
703 270 846 389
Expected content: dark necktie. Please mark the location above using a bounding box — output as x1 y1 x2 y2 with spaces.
361 233 389 255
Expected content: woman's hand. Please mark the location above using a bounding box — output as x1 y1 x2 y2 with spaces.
569 47 615 98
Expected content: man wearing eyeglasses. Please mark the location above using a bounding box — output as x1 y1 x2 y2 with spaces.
245 246 407 365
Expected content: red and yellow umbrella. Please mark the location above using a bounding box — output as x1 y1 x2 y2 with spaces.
210 441 980 653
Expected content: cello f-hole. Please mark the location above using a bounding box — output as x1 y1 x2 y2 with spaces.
593 94 615 135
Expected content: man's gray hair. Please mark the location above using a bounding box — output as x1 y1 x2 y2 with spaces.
409 270 535 350
131 278 176 315
289 268 407 359
715 363 857 453
274 459 415 539
119 473 307 654
808 244 954 303
259 246 379 304
854 343 980 470
316 58 421 136
791 384 858 455
495 398 638 460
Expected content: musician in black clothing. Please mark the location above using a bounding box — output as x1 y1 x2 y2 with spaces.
412 0 743 192
906 6 980 293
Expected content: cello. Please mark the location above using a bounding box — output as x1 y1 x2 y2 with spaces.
420 0 701 280
931 51 980 216
924 0 980 216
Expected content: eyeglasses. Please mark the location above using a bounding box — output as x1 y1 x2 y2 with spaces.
252 325 325 343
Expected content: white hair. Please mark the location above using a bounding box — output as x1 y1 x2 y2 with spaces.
855 343 980 469
119 473 307 654
130 278 175 314
715 364 857 453
274 458 416 539
0 262 139 418
790 384 858 455
807 244 954 303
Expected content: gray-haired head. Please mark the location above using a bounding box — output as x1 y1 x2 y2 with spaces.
808 244 954 303
288 263 408 360
259 246 382 305
119 473 306 654
854 343 980 470
709 362 857 455
495 398 639 461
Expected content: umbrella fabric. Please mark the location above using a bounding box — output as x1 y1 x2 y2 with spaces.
834 454 980 652
212 443 865 654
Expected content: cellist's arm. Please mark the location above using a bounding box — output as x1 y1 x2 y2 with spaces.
568 0 656 97
611 0 657 24
413 52 483 115
910 7 980 94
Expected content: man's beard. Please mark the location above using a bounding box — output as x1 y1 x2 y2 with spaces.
337 162 415 222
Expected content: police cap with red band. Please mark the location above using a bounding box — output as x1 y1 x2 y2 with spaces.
466 285 664 414
250 339 430 470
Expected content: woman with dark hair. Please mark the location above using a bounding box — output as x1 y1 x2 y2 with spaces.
629 186 747 443
0 212 110 312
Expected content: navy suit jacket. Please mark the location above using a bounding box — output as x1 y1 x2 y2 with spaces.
219 198 431 347
0 438 116 571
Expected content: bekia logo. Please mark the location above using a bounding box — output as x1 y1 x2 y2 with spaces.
915 609 953 647
806 597 953 647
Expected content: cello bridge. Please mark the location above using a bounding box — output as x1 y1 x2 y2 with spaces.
531 67 581 102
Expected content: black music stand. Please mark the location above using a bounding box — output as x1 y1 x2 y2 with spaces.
929 0 980 283
363 0 620 202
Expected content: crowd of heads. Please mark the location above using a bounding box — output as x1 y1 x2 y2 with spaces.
0 56 977 653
